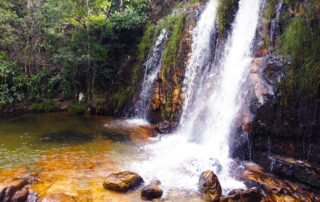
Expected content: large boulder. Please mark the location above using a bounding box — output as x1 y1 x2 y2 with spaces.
220 189 262 202
198 170 222 202
141 180 163 200
103 171 144 192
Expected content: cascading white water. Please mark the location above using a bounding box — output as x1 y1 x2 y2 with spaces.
269 0 283 47
131 0 263 194
133 29 168 121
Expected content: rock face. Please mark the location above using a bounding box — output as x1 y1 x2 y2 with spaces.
141 180 163 200
103 171 144 192
198 170 222 202
220 189 261 202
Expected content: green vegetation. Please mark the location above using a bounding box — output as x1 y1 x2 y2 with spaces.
162 12 185 77
217 0 239 35
0 0 148 110
280 4 320 99
68 103 86 115
0 53 25 108
30 100 58 112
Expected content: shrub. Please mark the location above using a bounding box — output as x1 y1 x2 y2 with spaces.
30 100 58 112
68 103 86 115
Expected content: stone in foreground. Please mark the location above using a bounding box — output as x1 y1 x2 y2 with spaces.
198 170 222 202
103 171 144 192
141 180 163 200
220 189 262 202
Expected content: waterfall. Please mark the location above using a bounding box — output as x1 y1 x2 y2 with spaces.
131 0 263 194
269 0 283 48
133 29 168 121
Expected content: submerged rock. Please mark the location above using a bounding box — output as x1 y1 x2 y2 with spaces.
40 130 93 143
141 180 163 200
198 170 222 202
103 171 144 192
40 193 77 202
220 189 262 202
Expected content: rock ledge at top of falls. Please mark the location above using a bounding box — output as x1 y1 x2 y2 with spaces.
141 179 163 200
103 171 144 192
198 170 222 202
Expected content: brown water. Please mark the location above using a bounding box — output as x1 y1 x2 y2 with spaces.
0 113 148 171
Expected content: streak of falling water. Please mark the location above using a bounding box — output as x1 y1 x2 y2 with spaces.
131 0 263 194
269 0 283 48
133 29 168 120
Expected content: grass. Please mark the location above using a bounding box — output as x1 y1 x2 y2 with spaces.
279 2 320 100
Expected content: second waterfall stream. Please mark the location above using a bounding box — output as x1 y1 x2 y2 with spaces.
131 0 263 194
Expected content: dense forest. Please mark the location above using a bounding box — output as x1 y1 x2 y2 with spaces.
0 0 148 112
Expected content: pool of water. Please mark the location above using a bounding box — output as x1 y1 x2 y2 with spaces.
0 113 149 171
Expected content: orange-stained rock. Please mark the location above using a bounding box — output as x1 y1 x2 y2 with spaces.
237 163 320 201
0 167 29 183
220 189 261 202
198 170 221 202
103 171 144 192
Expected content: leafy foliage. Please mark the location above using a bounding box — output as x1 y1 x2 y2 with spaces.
0 52 25 108
0 0 149 109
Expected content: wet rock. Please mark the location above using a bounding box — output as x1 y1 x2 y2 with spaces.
0 179 28 201
220 189 262 202
154 121 178 134
270 156 320 189
198 170 222 202
11 187 29 202
238 162 320 201
103 171 144 192
141 180 163 200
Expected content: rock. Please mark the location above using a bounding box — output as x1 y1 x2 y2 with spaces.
103 171 144 192
198 170 222 202
11 187 29 202
0 179 28 201
154 121 177 134
270 156 320 189
141 180 163 200
220 189 262 202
